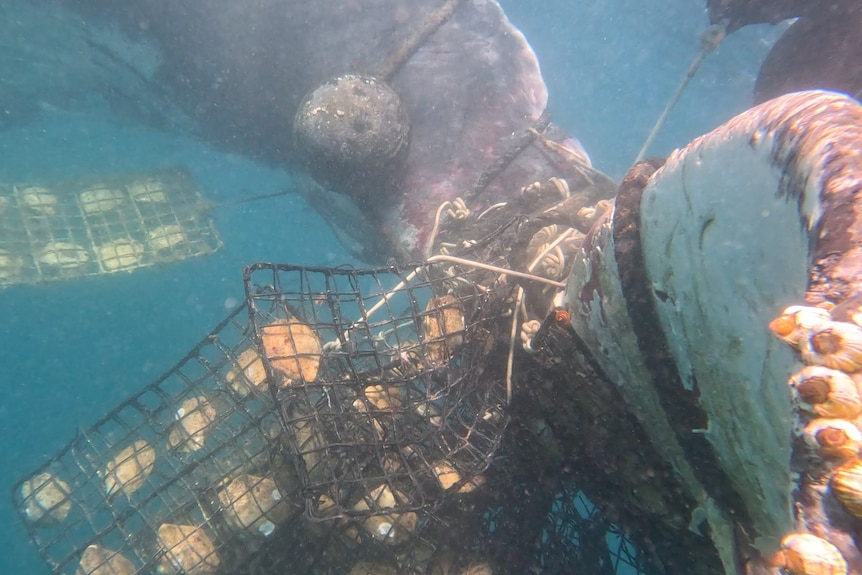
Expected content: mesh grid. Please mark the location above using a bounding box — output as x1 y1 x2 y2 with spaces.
0 168 221 286
14 262 656 575
11 305 300 575
243 262 513 521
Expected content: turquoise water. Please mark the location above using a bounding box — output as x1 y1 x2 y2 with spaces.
0 1 779 572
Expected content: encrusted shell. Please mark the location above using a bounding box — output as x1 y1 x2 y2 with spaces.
351 484 418 545
129 179 168 203
156 523 220 575
789 366 862 419
804 419 862 461
97 239 145 271
76 544 136 575
37 242 90 269
777 533 847 575
217 474 290 537
830 459 862 517
168 396 218 452
147 224 187 252
225 347 269 396
260 319 321 384
20 472 72 523
103 440 156 499
79 188 125 214
770 305 832 347
21 186 58 215
800 321 862 373
423 295 466 364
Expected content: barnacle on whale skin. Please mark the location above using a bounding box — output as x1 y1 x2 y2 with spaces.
769 305 832 347
769 533 847 575
803 419 862 461
800 321 862 373
830 459 862 518
789 366 862 419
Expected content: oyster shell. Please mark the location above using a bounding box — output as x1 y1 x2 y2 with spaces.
156 523 220 575
0 249 24 283
21 186 58 215
37 242 90 269
350 561 398 575
97 239 145 271
432 461 484 493
103 440 156 499
79 188 125 214
217 474 291 537
147 224 186 253
76 544 136 575
168 396 218 452
129 179 168 203
352 484 418 545
20 471 72 523
225 347 269 396
422 295 465 364
260 319 321 384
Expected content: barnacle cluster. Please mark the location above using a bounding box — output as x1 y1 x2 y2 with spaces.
767 302 862 574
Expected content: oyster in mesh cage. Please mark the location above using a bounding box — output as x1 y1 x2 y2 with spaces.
37 242 90 269
260 319 322 385
0 249 24 283
129 179 168 203
76 544 136 575
147 224 187 253
422 294 466 364
350 484 419 545
78 188 125 214
102 440 155 499
96 239 145 272
156 523 220 575
167 396 218 452
20 186 58 216
225 347 269 396
20 472 72 523
216 474 291 537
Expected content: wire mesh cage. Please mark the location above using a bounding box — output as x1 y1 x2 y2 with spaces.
0 168 221 286
11 304 302 575
243 262 514 524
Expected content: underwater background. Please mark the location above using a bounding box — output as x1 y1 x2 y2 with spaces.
0 0 780 572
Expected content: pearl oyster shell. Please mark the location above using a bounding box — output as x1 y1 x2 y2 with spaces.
37 242 90 269
21 186 57 215
103 440 155 499
96 239 145 271
156 523 220 575
217 474 290 536
225 347 269 396
147 224 186 253
20 471 72 523
168 396 218 453
129 179 167 203
422 294 465 364
260 319 321 384
351 484 418 545
79 188 125 214
76 544 135 575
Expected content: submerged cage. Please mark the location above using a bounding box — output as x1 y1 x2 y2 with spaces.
13 261 655 575
0 168 221 286
243 262 512 522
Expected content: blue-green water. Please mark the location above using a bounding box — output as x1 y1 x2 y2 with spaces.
0 1 779 572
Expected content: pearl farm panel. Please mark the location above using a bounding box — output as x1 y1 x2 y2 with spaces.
0 168 222 286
